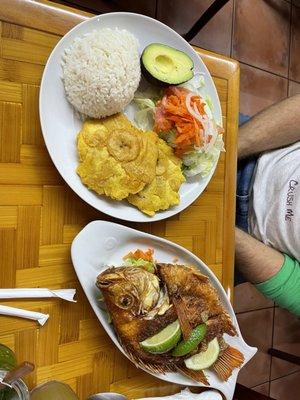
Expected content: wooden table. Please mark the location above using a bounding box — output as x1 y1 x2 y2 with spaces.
0 1 239 398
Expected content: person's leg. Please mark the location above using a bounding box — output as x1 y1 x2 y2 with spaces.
238 94 300 159
235 95 300 284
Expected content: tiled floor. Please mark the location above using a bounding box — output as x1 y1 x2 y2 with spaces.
157 0 300 397
59 0 300 397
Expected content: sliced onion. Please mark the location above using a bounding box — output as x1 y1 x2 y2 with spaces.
185 93 198 118
192 103 212 146
185 93 207 122
185 91 221 152
161 95 168 107
197 111 218 151
193 103 209 142
185 93 208 143
203 120 219 152
193 103 204 119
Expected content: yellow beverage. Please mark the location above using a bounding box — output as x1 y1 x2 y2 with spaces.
30 381 79 400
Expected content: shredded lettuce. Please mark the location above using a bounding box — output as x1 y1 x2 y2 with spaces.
179 73 205 92
133 89 159 131
183 151 215 178
182 134 225 178
133 75 225 179
180 76 224 177
205 95 214 112
134 108 154 131
134 97 156 109
199 75 205 88
214 133 225 152
134 87 162 103
124 257 155 273
181 75 216 121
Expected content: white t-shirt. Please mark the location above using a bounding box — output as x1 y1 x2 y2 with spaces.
249 141 300 260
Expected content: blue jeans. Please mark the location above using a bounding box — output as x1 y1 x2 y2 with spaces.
236 113 257 232
235 114 257 285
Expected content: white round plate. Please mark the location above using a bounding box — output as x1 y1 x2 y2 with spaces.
71 221 257 400
40 12 222 222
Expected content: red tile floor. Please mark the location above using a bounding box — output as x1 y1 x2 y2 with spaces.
157 0 300 398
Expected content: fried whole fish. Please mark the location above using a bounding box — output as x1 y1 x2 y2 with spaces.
97 263 244 384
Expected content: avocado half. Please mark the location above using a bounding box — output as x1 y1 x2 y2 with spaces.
141 43 194 86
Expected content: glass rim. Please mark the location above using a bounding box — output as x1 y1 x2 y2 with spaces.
0 369 29 400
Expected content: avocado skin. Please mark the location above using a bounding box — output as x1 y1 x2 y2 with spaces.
141 44 194 87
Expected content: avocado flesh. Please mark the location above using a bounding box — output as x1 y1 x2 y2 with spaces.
142 43 194 86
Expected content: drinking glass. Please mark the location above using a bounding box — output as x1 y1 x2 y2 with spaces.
0 345 16 371
0 344 29 400
30 381 79 399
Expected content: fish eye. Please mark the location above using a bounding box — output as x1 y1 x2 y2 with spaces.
119 295 133 308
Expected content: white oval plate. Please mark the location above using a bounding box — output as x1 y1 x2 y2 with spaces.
40 12 222 223
71 221 257 400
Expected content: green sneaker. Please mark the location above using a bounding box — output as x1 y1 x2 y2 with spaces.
140 320 181 354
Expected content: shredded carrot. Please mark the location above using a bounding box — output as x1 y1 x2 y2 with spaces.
123 248 154 262
154 87 207 156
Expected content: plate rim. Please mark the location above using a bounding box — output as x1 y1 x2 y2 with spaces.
39 11 222 223
71 220 257 395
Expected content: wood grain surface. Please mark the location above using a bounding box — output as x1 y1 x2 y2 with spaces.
0 1 239 398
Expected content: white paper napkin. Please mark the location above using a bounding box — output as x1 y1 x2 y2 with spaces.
0 305 49 326
0 288 76 302
138 388 223 400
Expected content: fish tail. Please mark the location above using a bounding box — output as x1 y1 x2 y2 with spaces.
176 365 209 385
212 345 244 381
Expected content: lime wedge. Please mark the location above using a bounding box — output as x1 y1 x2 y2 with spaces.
140 320 181 354
184 337 220 370
172 323 207 357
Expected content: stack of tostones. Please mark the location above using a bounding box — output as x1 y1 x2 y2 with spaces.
77 113 185 215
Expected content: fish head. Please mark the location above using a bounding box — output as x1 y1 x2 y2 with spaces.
97 267 161 319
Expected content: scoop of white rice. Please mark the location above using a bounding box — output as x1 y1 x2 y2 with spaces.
62 28 141 118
